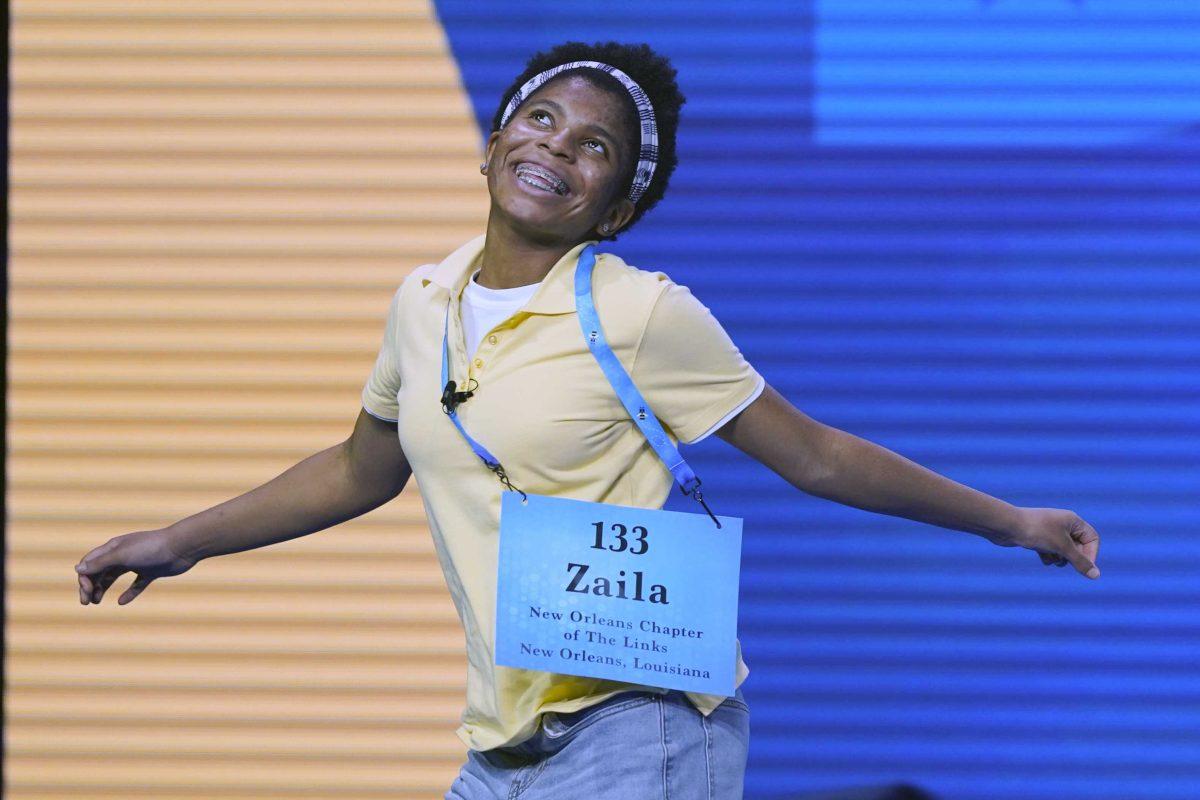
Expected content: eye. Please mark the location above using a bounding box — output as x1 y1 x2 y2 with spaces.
584 139 607 155
530 109 552 125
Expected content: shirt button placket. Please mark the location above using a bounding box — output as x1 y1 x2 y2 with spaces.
474 333 501 374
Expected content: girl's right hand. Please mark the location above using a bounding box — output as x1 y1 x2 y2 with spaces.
75 529 199 605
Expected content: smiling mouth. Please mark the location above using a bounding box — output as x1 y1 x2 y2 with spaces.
513 162 569 196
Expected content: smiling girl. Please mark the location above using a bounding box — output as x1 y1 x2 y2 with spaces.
75 40 1101 800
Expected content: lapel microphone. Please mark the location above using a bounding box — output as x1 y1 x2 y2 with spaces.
441 379 476 415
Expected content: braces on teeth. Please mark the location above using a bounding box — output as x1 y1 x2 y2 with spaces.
515 164 567 195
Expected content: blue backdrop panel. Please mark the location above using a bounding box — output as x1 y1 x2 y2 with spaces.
433 2 1200 798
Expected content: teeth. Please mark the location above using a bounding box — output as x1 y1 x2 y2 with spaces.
515 163 566 195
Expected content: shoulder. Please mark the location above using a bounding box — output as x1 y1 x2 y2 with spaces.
596 250 718 326
390 262 439 308
592 250 678 311
405 261 439 291
591 251 723 345
408 262 438 282
370 263 439 332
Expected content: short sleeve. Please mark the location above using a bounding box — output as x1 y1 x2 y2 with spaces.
629 281 765 445
360 285 403 423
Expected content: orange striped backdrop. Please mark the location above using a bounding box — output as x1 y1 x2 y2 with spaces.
10 2 491 796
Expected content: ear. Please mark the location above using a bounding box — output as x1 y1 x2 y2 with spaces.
596 197 636 237
483 131 502 170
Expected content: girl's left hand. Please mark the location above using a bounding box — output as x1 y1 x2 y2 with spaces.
1001 507 1102 580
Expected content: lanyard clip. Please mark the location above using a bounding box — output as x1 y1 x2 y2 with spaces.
680 477 721 529
484 458 527 503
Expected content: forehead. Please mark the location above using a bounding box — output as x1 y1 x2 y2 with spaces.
523 74 634 129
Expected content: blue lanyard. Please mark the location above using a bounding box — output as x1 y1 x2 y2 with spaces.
440 243 720 528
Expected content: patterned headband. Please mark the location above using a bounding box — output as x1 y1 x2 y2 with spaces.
498 60 659 205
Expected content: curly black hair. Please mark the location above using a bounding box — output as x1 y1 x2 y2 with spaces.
490 41 686 241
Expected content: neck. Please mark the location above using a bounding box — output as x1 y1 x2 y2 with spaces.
475 211 583 289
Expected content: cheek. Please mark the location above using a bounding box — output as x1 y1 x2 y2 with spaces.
582 163 624 205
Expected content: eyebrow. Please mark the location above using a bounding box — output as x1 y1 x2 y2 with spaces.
528 98 622 155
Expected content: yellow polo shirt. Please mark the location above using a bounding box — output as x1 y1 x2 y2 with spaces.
361 233 764 751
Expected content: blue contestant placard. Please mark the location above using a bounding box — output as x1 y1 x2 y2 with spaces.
495 490 743 696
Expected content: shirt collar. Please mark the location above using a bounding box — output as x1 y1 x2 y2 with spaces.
421 233 599 315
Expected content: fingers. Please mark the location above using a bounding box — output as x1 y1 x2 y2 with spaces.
118 574 155 605
1037 551 1067 567
1072 521 1101 564
78 567 147 605
1064 534 1099 579
76 539 125 605
1024 509 1101 580
76 539 119 576
79 569 113 605
78 569 96 604
1068 518 1101 579
78 564 128 606
1068 551 1099 579
92 569 121 604
1037 544 1096 578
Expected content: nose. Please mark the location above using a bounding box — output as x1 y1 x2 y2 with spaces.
538 126 574 161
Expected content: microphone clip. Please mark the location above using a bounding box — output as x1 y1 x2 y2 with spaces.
441 378 477 415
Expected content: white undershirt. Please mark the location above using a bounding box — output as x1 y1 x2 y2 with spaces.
459 267 764 443
461 269 541 359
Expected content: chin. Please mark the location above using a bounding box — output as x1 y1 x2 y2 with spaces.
494 193 575 241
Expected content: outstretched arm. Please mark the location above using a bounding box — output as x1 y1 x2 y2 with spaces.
715 383 1101 580
76 409 413 605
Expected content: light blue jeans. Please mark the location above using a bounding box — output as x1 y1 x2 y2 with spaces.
444 686 750 799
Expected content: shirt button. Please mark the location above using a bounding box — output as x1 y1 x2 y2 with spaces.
488 334 498 345
473 358 483 368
